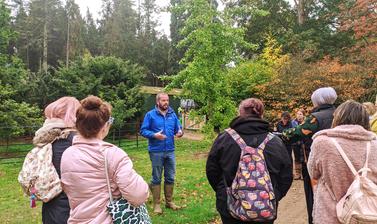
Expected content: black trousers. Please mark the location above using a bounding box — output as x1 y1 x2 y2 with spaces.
284 143 293 162
292 144 304 163
302 162 313 224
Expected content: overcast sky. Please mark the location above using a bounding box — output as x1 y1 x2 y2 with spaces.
75 0 171 35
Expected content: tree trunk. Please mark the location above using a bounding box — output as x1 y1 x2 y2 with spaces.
295 0 305 25
42 0 48 73
26 38 30 69
66 19 70 68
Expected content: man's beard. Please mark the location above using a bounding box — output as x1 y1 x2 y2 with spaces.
158 104 168 111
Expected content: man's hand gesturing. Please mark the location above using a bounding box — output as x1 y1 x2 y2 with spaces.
154 130 167 140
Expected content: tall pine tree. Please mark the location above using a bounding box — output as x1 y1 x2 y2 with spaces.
65 0 85 66
84 8 100 56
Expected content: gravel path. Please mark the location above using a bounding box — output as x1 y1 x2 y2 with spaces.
275 180 308 224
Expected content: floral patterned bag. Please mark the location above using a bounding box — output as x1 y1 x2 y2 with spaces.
18 143 62 204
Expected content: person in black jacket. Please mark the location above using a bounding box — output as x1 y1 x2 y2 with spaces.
282 87 337 224
276 111 295 162
206 98 293 224
35 97 80 224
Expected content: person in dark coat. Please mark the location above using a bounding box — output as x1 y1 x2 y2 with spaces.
276 111 295 161
37 97 80 224
282 87 337 224
291 109 306 180
276 112 294 133
206 98 293 224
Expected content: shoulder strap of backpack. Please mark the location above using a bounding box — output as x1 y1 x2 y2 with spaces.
225 128 248 151
258 133 275 151
331 138 361 176
225 128 275 155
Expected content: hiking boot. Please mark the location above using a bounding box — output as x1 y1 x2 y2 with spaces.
164 184 181 210
150 184 163 214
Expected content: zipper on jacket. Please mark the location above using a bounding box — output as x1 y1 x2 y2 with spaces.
164 113 167 151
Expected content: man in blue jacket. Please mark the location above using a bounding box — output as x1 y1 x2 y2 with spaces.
140 93 183 214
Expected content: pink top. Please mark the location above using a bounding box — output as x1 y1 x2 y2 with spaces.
61 135 149 224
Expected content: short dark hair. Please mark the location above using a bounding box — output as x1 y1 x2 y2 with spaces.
281 111 291 119
76 95 112 138
332 100 370 130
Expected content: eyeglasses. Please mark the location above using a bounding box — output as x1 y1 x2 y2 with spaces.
108 116 114 125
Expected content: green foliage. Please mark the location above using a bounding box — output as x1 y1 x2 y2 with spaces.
231 0 355 61
66 0 86 60
226 36 288 105
99 0 138 58
0 56 30 102
0 88 43 139
83 8 101 56
47 56 145 128
0 0 15 53
231 0 295 55
0 1 43 140
168 0 253 134
23 0 67 71
169 0 187 74
226 60 274 103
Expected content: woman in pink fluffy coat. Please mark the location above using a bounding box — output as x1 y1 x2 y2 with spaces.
308 100 377 224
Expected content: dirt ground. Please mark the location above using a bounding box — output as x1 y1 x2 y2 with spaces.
275 180 308 224
181 130 205 141
208 180 308 224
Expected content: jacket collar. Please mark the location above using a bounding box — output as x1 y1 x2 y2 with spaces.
154 106 174 115
312 104 335 113
229 115 270 135
313 125 377 141
72 135 113 147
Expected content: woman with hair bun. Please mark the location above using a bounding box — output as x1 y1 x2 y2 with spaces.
61 95 149 224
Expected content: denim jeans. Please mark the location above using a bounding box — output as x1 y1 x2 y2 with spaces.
149 151 176 185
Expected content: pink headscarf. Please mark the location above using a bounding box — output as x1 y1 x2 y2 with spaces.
44 96 81 127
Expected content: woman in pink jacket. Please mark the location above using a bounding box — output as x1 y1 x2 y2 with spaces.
61 95 149 224
308 100 377 224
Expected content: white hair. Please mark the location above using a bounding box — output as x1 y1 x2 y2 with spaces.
311 87 337 107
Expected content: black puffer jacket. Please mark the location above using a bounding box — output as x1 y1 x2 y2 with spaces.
206 116 293 222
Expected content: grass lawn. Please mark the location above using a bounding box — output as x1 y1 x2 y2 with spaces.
0 139 219 224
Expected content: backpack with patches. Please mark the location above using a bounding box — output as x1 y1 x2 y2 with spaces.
225 128 277 222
